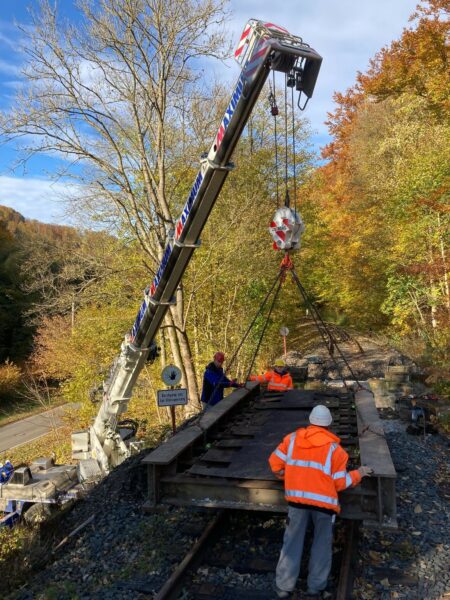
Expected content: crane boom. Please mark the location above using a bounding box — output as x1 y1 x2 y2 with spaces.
72 19 322 475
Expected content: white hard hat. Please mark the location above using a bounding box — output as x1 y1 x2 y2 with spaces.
309 405 332 427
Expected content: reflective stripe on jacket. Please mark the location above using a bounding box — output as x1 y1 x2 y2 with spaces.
269 425 361 513
250 370 293 392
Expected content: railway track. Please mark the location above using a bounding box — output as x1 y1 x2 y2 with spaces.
153 509 359 600
138 378 395 600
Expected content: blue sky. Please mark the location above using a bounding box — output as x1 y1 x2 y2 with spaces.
0 0 418 224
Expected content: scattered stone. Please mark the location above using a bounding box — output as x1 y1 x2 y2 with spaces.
353 419 450 600
368 550 382 562
3 344 448 600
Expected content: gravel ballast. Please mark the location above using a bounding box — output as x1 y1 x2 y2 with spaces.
354 418 450 600
6 407 450 600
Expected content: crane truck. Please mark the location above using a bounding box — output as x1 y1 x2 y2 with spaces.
0 19 322 527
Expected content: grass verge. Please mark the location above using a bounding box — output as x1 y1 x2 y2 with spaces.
0 397 67 428
0 426 73 466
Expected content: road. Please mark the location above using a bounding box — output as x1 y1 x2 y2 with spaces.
0 404 78 453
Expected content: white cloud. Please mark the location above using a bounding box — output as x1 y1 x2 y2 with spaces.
228 0 418 140
0 58 21 76
2 79 23 89
0 31 17 50
0 176 81 224
0 21 24 51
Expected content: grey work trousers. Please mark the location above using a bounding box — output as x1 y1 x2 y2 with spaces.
275 505 334 594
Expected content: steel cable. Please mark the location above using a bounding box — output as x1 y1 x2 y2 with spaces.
226 269 283 373
272 71 280 208
199 270 284 412
244 276 283 384
289 268 384 437
291 84 297 213
284 74 289 207
290 268 363 390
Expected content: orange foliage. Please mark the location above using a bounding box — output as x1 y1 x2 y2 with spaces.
322 88 365 162
359 0 450 115
302 0 449 342
32 315 73 379
324 0 449 163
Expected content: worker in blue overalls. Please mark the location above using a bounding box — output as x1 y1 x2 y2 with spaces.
201 352 241 408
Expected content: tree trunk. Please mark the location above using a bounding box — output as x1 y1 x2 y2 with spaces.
164 309 200 415
192 292 200 362
223 284 238 354
409 289 426 325
176 328 200 414
170 292 200 415
437 214 450 311
164 311 187 382
159 329 167 370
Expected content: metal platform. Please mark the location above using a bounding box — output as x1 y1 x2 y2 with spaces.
142 383 397 528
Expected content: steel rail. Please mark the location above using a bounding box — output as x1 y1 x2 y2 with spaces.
336 520 359 600
153 509 360 600
154 510 225 600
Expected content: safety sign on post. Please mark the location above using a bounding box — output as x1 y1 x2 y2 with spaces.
159 365 185 434
157 388 188 407
279 326 289 359
161 364 182 386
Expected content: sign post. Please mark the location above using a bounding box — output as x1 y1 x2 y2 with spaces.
279 326 289 359
159 365 185 435
170 401 176 435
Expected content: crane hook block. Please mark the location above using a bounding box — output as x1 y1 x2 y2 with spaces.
269 206 305 251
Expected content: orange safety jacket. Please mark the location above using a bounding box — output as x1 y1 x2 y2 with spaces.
250 370 294 392
269 425 361 513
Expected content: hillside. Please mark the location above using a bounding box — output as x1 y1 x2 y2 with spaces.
0 205 76 363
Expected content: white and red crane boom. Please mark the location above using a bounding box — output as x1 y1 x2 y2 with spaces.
74 19 322 474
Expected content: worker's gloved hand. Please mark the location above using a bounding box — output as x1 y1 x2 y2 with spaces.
230 379 239 387
273 469 285 480
358 465 374 478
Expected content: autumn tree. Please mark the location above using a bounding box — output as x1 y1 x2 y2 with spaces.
0 207 48 362
20 225 145 327
360 0 450 116
1 0 229 409
301 0 449 364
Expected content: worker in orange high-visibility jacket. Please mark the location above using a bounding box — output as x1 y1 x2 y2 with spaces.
269 404 373 599
249 359 293 392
